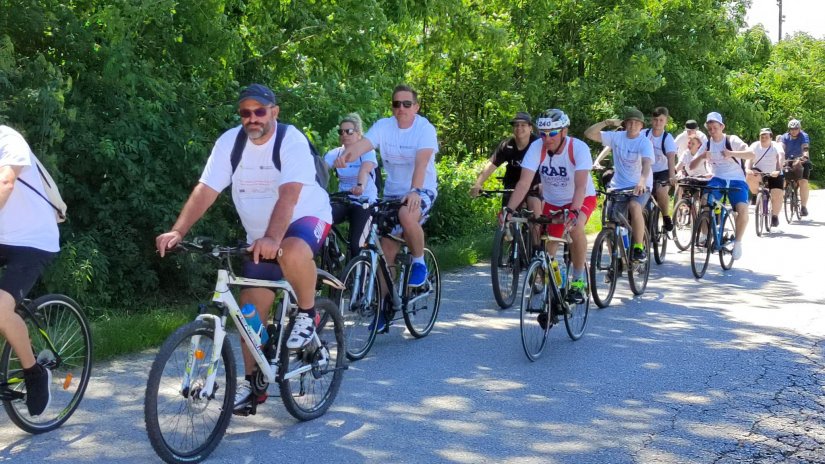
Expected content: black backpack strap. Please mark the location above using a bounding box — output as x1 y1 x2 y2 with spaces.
230 127 247 174
271 122 289 171
662 131 668 154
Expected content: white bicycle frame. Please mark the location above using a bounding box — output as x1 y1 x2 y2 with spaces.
182 267 343 399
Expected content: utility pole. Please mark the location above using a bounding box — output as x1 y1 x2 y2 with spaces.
777 0 785 42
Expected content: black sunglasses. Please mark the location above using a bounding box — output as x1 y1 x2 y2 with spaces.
238 107 269 118
392 100 414 109
337 128 356 135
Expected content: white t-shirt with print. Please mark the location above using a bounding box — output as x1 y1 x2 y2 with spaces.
0 126 59 252
364 115 438 198
200 124 332 244
696 134 749 181
749 141 784 173
323 147 379 203
521 137 596 206
678 149 711 177
600 131 655 190
645 129 678 173
674 130 708 155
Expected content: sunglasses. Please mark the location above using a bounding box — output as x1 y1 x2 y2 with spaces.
338 128 356 135
238 107 269 118
392 100 414 109
539 129 562 138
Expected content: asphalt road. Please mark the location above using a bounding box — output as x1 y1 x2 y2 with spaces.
2 191 824 463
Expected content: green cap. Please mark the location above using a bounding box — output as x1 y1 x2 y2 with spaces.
623 107 645 123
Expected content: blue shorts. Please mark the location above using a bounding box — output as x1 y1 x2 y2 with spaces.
707 178 749 207
242 216 330 281
0 245 56 303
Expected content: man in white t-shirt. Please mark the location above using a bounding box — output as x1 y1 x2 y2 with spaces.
505 109 597 304
645 107 679 231
689 112 754 260
336 84 438 302
155 84 332 413
585 107 654 262
746 128 785 227
0 125 59 417
673 119 708 155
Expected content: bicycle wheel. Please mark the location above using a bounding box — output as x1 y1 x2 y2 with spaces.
403 248 441 338
1 295 92 434
651 208 668 264
672 199 693 251
784 186 794 224
627 224 651 295
145 320 235 464
279 298 345 421
763 193 773 233
691 212 713 279
563 261 590 341
719 210 736 270
754 192 764 237
490 224 519 308
520 259 550 361
339 255 380 361
589 228 617 308
792 189 801 221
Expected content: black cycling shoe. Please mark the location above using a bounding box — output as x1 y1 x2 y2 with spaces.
771 216 779 227
631 247 647 262
801 206 809 216
663 216 674 232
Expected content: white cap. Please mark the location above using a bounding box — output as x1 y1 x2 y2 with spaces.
706 112 724 125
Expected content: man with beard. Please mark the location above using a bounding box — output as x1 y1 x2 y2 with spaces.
155 84 332 413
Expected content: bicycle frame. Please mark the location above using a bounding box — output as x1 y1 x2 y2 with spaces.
700 190 733 253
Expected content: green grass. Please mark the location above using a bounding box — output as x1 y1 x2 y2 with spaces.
91 305 193 361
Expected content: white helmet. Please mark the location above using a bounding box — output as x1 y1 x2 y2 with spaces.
535 109 570 131
788 119 801 129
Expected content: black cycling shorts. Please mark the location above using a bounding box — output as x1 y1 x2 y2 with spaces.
653 170 671 185
0 244 56 303
765 175 784 191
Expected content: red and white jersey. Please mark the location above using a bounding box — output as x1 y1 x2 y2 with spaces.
521 136 596 206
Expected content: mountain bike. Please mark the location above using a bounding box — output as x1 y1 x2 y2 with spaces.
753 172 775 237
589 189 651 308
0 294 92 434
479 189 533 309
144 240 346 464
783 165 801 224
338 199 441 361
671 178 707 251
646 179 671 265
690 186 737 279
518 209 590 362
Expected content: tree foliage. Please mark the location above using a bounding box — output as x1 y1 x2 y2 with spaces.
0 0 820 309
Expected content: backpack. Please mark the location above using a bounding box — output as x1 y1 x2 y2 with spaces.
644 128 670 155
705 135 745 174
229 122 329 189
18 155 67 223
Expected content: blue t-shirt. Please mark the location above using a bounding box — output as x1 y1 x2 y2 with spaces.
781 131 809 159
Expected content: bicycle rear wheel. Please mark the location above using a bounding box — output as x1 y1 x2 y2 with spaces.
1 295 92 434
691 212 713 279
145 320 235 464
339 256 380 361
279 298 345 421
754 192 765 237
563 261 590 341
719 210 735 270
589 228 617 308
490 224 519 308
672 199 693 251
403 248 441 337
519 259 550 361
627 225 651 296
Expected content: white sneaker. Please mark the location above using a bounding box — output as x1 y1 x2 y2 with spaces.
233 381 253 412
286 314 316 349
732 241 743 260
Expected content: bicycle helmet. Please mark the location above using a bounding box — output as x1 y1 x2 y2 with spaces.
535 109 570 130
787 119 801 129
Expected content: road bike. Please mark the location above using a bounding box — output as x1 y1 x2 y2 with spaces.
690 186 737 279
144 240 346 464
753 172 776 237
589 189 651 308
671 178 707 251
479 189 533 309
518 209 590 362
0 294 92 433
338 199 441 361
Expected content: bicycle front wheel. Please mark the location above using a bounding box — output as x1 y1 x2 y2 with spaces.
279 298 345 421
589 228 617 308
1 295 92 434
719 210 736 270
520 260 550 361
691 212 713 279
563 262 590 341
784 186 794 224
651 208 668 264
672 199 693 251
490 224 519 308
339 256 380 361
145 320 235 464
403 248 441 338
627 224 651 296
